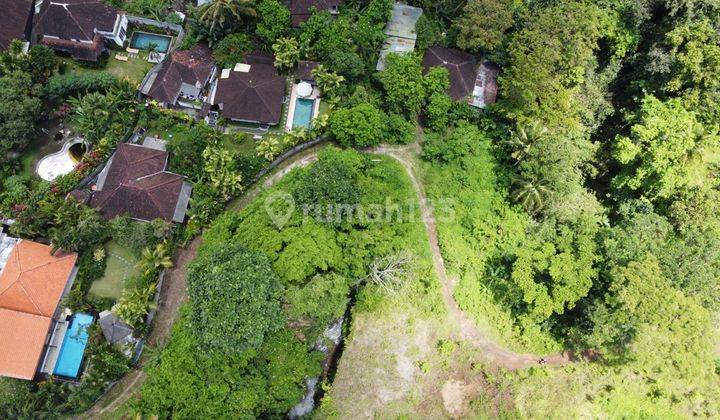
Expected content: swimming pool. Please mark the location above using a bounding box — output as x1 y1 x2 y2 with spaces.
129 31 172 53
292 98 315 129
53 313 93 378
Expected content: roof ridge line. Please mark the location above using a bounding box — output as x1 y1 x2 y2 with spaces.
15 281 44 316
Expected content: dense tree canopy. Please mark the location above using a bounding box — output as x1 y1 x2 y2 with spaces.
187 244 285 353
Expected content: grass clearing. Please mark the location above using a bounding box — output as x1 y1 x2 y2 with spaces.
90 241 140 300
59 52 153 86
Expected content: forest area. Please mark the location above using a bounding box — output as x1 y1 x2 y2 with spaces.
0 0 719 417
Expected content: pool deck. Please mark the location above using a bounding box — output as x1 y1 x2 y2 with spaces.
40 318 69 375
285 83 321 132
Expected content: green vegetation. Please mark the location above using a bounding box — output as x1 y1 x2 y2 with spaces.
89 241 141 300
138 148 440 417
58 53 153 86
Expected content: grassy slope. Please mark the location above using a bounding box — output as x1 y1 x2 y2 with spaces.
318 153 517 418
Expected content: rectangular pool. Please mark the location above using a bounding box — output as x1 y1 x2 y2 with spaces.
292 98 315 129
53 313 93 378
129 31 172 53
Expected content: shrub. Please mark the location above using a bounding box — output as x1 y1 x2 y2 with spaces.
328 103 386 147
187 244 285 353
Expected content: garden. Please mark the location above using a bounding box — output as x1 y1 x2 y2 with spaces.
58 53 153 86
88 241 141 301
134 147 444 417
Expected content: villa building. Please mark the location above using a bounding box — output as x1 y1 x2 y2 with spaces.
0 234 78 381
141 44 217 109
422 45 499 108
90 143 192 224
33 0 128 62
207 61 285 126
0 0 35 51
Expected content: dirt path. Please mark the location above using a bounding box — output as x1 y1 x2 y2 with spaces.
371 145 571 369
81 150 324 419
84 141 568 417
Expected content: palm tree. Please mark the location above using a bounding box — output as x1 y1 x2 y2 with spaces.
199 0 256 33
511 175 551 216
272 37 300 71
114 283 158 329
137 243 173 276
503 120 548 165
70 93 111 143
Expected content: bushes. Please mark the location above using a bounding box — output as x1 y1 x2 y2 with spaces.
254 0 291 44
212 33 254 68
329 103 416 147
44 72 118 98
293 147 364 212
187 244 285 353
139 316 322 418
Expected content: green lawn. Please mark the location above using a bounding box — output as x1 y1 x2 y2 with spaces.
90 241 141 300
59 51 153 86
147 122 257 155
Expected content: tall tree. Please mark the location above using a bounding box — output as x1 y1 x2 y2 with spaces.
187 244 285 353
199 0 256 33
0 71 42 157
454 0 514 52
612 95 718 201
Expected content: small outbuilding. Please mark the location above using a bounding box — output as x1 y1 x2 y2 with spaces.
98 311 139 357
422 45 499 108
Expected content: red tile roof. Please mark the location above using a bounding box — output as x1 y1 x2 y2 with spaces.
40 33 105 62
146 44 215 104
0 240 77 380
0 309 52 380
422 46 478 101
34 0 119 42
0 0 34 50
291 0 341 26
0 241 77 318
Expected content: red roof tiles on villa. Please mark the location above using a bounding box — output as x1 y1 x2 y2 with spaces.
0 240 77 380
291 0 342 26
145 44 215 105
212 63 285 125
422 46 478 101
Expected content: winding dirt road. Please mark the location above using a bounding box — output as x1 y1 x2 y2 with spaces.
371 145 571 369
83 142 568 418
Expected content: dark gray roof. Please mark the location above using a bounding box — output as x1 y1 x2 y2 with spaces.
99 311 134 345
213 63 285 125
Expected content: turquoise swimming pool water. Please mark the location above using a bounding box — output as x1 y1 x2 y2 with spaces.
292 98 315 129
53 313 93 378
129 31 172 53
